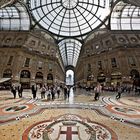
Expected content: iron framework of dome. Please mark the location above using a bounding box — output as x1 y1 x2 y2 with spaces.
28 0 110 67
0 1 30 30
29 0 110 38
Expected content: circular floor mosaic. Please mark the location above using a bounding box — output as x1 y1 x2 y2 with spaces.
106 105 140 118
4 105 28 113
0 104 35 115
22 114 117 140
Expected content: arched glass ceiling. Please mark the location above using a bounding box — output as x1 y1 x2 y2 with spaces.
29 0 110 38
58 39 82 67
111 1 140 30
29 0 110 67
0 2 30 30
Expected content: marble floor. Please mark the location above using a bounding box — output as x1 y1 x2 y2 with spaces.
0 88 140 140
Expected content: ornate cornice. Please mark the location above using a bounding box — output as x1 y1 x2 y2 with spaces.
0 0 16 8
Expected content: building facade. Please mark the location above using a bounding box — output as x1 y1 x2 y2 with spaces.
0 31 65 88
75 30 140 87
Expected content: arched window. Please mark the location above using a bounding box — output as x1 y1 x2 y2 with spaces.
20 70 30 78
111 71 122 86
47 74 53 80
130 69 140 78
130 69 140 87
97 72 106 83
35 72 43 79
3 69 12 78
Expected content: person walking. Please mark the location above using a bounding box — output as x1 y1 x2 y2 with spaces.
116 86 123 99
67 86 70 99
17 84 23 98
57 85 61 98
41 85 46 99
50 86 55 100
11 84 17 99
47 87 51 101
64 85 68 100
94 83 102 101
31 84 37 99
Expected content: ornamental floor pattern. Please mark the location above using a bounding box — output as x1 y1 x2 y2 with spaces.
0 89 140 140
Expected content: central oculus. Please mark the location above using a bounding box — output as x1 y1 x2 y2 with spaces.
61 0 78 9
29 0 110 37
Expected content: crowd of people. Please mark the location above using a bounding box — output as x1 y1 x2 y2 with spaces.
11 84 23 99
10 84 72 101
10 82 140 101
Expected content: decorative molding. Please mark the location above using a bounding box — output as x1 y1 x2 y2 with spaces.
0 0 16 8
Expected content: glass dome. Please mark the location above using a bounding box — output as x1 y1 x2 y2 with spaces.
29 0 110 38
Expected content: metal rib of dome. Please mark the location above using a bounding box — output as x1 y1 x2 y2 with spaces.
28 0 110 67
111 1 140 30
29 0 110 38
0 2 30 31
58 39 82 67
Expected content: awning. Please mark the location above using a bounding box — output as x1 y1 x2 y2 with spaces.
0 78 11 83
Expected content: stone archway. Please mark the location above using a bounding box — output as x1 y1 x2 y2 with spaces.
20 70 31 89
111 71 122 86
1 69 12 89
47 73 53 85
130 69 140 78
130 69 140 87
97 72 106 83
3 69 12 78
35 72 43 87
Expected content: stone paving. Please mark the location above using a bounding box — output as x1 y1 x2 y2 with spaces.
0 88 140 140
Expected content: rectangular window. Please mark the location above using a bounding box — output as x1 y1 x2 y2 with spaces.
88 63 91 71
38 61 43 69
128 56 136 66
24 58 30 67
7 56 13 65
48 63 52 71
111 58 117 68
98 61 102 70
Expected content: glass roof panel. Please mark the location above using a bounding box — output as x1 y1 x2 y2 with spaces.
28 0 110 67
58 39 82 67
0 2 30 30
29 0 110 38
111 1 140 30
2 0 133 67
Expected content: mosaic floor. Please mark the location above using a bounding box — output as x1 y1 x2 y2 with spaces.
0 89 140 140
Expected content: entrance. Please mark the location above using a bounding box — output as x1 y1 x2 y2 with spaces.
66 70 74 86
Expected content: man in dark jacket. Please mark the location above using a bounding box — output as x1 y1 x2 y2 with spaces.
31 84 37 99
17 84 23 98
11 84 17 99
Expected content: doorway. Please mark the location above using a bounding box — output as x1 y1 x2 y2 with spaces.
66 70 74 86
